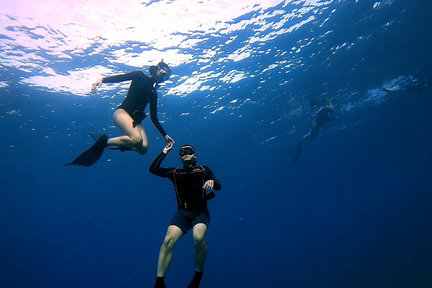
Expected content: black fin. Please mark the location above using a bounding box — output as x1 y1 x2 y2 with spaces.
65 134 108 167
90 133 104 142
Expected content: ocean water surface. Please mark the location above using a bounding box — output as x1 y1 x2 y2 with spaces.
1 0 432 287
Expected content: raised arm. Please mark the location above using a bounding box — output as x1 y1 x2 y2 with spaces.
149 147 175 178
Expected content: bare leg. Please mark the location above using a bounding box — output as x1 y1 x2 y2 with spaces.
185 223 208 288
108 109 148 154
156 225 184 277
192 223 208 272
136 124 149 154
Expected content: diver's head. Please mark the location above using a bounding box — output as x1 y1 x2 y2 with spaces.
179 144 197 166
149 61 171 83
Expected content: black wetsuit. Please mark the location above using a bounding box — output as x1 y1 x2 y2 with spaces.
293 105 335 163
310 106 335 138
149 152 221 211
102 71 167 136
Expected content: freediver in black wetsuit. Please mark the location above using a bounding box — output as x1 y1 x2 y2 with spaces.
65 61 175 167
149 144 221 288
293 101 336 163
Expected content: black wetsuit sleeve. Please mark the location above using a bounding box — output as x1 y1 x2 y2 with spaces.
149 93 168 137
203 165 221 190
102 71 142 83
149 152 175 178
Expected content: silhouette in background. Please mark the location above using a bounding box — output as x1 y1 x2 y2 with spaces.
294 98 336 163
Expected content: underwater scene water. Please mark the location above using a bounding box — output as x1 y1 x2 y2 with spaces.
1 0 432 287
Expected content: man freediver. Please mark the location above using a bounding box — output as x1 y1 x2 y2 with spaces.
149 144 221 288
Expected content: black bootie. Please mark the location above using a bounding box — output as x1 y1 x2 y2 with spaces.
187 271 203 288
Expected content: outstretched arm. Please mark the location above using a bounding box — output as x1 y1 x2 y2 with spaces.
91 71 143 94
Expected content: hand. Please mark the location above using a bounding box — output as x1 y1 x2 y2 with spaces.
163 143 173 154
91 78 103 94
165 135 175 149
203 180 214 191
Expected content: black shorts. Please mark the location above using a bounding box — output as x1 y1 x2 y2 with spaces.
169 208 210 234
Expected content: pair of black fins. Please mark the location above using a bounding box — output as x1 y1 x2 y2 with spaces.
65 134 132 167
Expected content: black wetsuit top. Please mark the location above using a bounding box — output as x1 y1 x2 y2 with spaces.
102 71 167 136
149 152 221 211
315 106 334 125
310 106 334 134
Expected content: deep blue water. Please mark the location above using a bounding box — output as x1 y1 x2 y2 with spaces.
1 0 432 287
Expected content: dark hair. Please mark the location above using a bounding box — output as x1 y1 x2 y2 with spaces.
148 65 158 75
158 61 171 74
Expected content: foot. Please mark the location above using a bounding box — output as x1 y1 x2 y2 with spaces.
187 271 203 288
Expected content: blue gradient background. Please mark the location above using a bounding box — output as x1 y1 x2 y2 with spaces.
1 0 432 287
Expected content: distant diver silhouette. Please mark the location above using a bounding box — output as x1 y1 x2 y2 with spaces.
294 101 336 164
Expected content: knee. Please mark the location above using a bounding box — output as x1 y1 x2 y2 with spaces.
193 233 206 246
128 134 148 154
130 135 149 155
129 134 143 147
135 143 148 155
162 235 178 250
